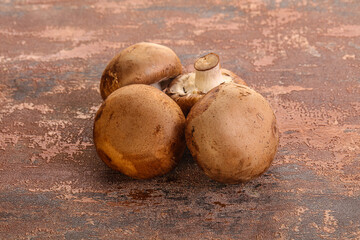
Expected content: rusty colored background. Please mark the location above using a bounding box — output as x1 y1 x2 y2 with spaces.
1 0 360 239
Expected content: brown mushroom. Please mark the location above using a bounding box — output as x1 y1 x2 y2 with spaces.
185 83 279 184
166 53 247 115
100 42 182 100
94 84 186 179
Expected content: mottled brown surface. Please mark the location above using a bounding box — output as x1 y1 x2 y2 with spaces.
100 42 182 100
94 84 186 179
185 83 279 184
0 0 359 239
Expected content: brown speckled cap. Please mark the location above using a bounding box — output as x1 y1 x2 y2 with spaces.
94 84 186 179
185 83 279 184
100 42 182 100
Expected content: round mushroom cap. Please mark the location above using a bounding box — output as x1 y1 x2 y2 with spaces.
94 84 186 179
185 83 279 184
100 42 182 100
166 69 247 115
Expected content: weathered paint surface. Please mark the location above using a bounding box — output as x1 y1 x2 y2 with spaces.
0 0 359 239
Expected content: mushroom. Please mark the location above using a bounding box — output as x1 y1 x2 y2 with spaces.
100 42 182 100
185 83 279 184
166 53 247 115
93 84 186 179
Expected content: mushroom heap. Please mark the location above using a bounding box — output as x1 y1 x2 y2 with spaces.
93 42 279 183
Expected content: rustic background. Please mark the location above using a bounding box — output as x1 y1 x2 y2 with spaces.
1 0 359 239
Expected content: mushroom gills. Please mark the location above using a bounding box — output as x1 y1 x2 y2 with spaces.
150 78 174 91
168 72 233 96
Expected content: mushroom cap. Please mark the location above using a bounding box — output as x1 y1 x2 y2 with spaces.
166 69 247 115
185 83 279 184
94 84 186 179
100 42 182 100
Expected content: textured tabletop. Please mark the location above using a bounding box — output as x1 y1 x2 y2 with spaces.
1 0 360 239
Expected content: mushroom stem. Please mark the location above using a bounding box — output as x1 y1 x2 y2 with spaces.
194 53 224 93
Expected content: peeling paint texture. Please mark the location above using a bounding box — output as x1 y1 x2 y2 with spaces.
1 0 360 239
